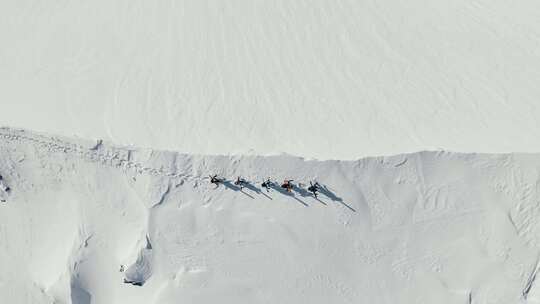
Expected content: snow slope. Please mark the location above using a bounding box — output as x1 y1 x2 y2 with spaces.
2 127 540 304
2 1 540 159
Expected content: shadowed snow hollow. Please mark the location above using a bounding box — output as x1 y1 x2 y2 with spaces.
2 128 540 303
2 1 540 159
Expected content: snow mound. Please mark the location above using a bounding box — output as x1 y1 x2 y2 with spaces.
2 127 540 303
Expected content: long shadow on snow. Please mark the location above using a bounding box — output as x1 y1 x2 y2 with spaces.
242 182 273 200
222 180 255 199
269 183 308 207
318 185 356 212
293 184 327 206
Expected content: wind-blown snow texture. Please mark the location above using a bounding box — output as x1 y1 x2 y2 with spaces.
2 127 540 304
2 1 540 159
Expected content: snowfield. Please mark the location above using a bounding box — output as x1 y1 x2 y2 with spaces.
3 1 540 303
2 1 540 159
2 127 540 304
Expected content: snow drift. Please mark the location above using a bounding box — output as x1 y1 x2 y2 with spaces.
1 127 540 303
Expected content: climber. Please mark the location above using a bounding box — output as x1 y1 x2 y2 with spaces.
210 175 223 186
308 181 320 198
234 176 247 190
261 178 272 192
281 179 293 192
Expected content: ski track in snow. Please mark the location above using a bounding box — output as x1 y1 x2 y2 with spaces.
0 127 190 180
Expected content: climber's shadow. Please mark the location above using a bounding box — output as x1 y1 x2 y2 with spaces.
269 183 308 207
318 185 355 212
223 180 254 199
242 182 272 200
294 183 326 206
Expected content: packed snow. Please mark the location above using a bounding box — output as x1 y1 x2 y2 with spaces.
1 127 540 303
2 1 540 159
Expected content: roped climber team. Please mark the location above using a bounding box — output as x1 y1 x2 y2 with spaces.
209 174 321 198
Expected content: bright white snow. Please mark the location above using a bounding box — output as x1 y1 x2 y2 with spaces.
2 1 540 159
1 128 540 303
3 2 540 303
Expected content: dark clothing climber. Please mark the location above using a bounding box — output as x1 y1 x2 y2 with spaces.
261 178 272 192
210 175 222 185
234 177 247 189
308 182 320 198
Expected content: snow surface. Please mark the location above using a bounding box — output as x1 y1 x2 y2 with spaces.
3 2 540 303
3 1 540 159
2 127 540 303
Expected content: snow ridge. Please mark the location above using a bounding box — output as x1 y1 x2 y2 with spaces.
2 128 540 303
